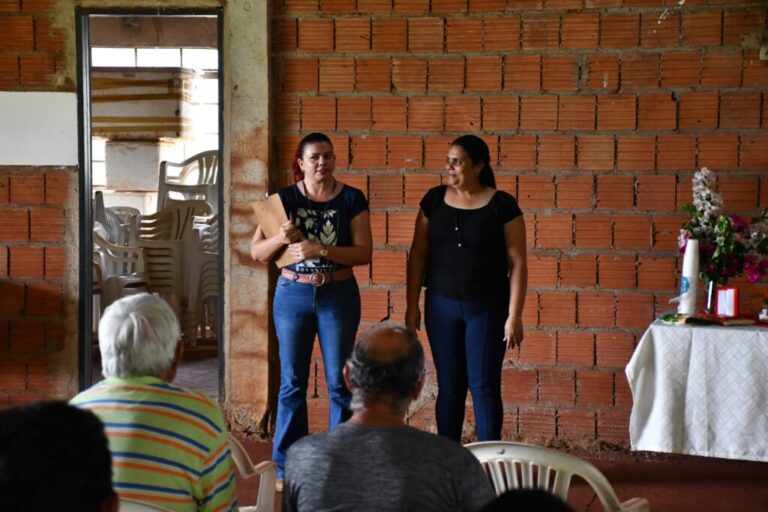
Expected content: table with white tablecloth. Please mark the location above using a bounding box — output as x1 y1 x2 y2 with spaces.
626 320 768 462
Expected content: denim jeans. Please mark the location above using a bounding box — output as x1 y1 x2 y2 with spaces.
272 276 360 478
424 290 507 442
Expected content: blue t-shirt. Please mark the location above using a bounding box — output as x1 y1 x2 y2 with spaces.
420 185 523 302
278 183 369 274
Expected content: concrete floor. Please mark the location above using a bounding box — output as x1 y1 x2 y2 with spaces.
233 439 768 512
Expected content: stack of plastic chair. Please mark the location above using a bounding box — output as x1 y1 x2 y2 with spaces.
93 233 149 311
157 150 219 214
465 441 650 512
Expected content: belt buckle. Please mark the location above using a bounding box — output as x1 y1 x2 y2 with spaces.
309 272 326 287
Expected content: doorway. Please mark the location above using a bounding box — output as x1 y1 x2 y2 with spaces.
77 8 224 399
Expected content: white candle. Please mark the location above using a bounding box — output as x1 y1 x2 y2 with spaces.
678 239 699 315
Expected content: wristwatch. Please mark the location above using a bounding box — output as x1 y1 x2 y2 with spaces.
319 245 328 258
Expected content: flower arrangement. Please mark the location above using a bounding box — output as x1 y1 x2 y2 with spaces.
679 168 768 285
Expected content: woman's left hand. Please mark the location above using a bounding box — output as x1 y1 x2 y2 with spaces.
288 240 321 261
504 316 524 350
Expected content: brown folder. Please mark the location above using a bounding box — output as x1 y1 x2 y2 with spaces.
252 193 294 268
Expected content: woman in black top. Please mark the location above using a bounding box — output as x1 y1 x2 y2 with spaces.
406 135 528 441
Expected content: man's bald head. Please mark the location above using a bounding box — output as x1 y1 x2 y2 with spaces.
347 322 425 412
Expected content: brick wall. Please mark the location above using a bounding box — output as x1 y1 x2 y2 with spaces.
271 0 768 445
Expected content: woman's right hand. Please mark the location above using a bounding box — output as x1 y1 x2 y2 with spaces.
405 307 421 334
277 219 302 245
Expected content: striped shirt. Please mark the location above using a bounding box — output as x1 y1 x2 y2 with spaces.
71 376 238 512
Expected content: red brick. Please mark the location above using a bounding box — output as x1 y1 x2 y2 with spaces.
391 59 428 94
0 15 33 50
0 208 29 242
641 11 679 48
299 18 333 51
34 18 65 53
596 332 635 367
368 175 402 208
598 410 630 444
372 18 406 52
560 254 597 288
518 175 555 210
467 56 501 92
358 0 391 12
743 50 768 87
319 57 354 92
701 50 741 87
638 93 676 130
445 97 480 132
483 16 521 52
679 91 718 129
369 211 386 245
519 330 556 365
446 18 482 52
44 247 64 279
522 290 538 327
636 175 676 212
578 291 615 328
30 208 63 242
371 249 406 285
432 0 467 13
600 255 637 289
424 136 453 171
519 407 557 438
482 96 518 131
275 95 300 131
26 282 61 316
638 256 676 291
0 281 24 315
596 175 633 211
723 8 766 46
337 97 371 131
719 176 759 212
22 0 55 11
353 264 370 286
335 18 370 51
0 176 7 203
653 214 686 251
538 135 575 171
355 57 392 92
617 136 654 171
575 214 612 249
601 13 639 48
495 175 516 197
539 291 576 326
387 136 422 170
558 331 594 367
351 136 387 169
428 57 465 93
614 215 651 250
387 210 417 246
470 0 505 13
620 53 659 89
542 55 578 91
408 97 444 131
0 246 6 278
597 94 636 131
562 12 598 49
500 136 536 171
502 369 537 404
739 135 768 171
615 372 632 408
558 96 596 131
301 97 335 131
404 173 440 208
539 369 575 406
0 55 19 86
9 246 43 279
556 174 592 210
408 17 443 52
683 10 722 46
394 0 428 13
577 371 613 406
536 214 572 249
558 410 596 439
522 14 559 50
10 175 44 205
586 55 618 90
372 97 406 131
661 51 701 87
577 135 614 172
0 0 20 11
0 359 26 390
273 18 297 52
521 96 557 131
503 55 541 91
616 293 654 328
282 57 318 92
657 135 696 172
527 254 558 288
720 92 761 129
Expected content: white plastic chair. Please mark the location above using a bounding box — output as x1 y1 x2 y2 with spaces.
465 441 649 512
228 433 277 512
157 150 219 213
118 498 172 511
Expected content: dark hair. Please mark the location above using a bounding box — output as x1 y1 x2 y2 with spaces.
451 134 496 188
0 401 114 512
481 489 574 512
291 132 334 183
347 322 425 412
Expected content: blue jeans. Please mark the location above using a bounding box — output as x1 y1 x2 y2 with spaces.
424 290 507 442
272 276 360 478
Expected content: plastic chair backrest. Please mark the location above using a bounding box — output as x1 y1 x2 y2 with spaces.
157 150 219 211
137 200 213 242
228 433 277 512
465 441 650 512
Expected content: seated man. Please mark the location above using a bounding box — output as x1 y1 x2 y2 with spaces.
283 322 495 512
71 293 237 512
0 400 117 512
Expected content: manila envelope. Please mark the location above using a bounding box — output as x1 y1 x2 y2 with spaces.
252 193 294 268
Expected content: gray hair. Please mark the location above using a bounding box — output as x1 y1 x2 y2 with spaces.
98 293 180 378
347 322 425 413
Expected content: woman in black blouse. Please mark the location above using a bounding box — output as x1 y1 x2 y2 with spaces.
406 135 527 442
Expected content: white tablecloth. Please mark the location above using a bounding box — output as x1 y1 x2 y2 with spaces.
626 320 768 462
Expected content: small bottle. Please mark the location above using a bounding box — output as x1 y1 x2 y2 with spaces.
678 239 699 315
